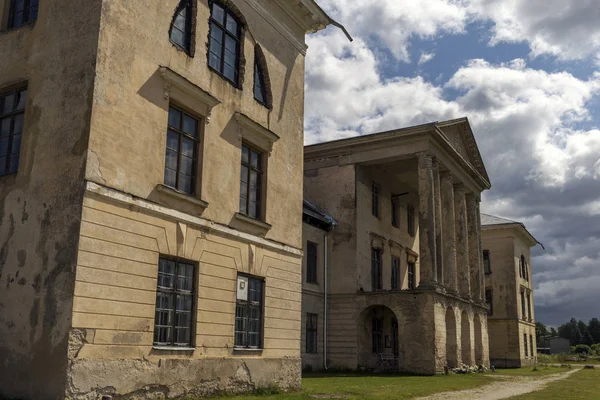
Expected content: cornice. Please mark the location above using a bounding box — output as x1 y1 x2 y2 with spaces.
245 0 308 55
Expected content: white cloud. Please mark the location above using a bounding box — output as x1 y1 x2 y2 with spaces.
319 0 600 66
468 0 600 63
418 52 436 65
305 23 600 324
316 0 468 62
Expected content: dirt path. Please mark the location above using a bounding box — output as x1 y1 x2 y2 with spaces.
414 368 581 400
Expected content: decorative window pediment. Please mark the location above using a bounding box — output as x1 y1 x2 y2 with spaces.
388 240 404 256
369 232 386 252
235 112 279 156
159 67 221 122
406 248 419 263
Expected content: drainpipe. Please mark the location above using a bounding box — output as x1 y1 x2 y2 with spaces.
324 221 337 371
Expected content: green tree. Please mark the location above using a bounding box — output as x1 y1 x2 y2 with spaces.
574 344 592 355
578 320 594 345
536 321 548 342
559 318 583 346
550 327 558 336
588 318 600 344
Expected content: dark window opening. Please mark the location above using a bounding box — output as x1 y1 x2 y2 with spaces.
153 257 195 347
306 241 318 284
391 197 399 227
239 143 263 220
391 256 400 290
208 1 241 85
530 334 534 358
407 205 415 236
164 106 198 195
0 87 27 177
372 317 383 354
306 313 318 354
521 290 526 320
391 318 399 357
371 247 382 291
407 261 415 289
483 250 491 275
527 293 532 321
372 183 379 218
235 275 264 349
8 0 39 29
524 333 528 357
520 255 525 278
485 289 493 316
170 0 194 54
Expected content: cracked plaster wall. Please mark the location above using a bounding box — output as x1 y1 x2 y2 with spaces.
0 0 103 398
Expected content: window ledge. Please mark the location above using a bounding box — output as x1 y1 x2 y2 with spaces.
1 21 36 35
152 346 195 352
154 184 209 213
233 212 272 233
233 347 264 352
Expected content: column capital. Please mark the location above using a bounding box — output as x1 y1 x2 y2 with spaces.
440 170 453 182
417 151 434 168
465 192 481 202
453 182 465 193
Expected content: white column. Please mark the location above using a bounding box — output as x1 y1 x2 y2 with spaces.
467 194 482 302
454 184 470 298
418 152 437 287
441 172 458 294
433 157 444 285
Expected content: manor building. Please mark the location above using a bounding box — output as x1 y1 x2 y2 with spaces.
0 1 344 398
482 214 541 368
301 119 492 374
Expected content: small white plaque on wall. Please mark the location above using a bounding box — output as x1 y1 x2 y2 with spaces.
237 276 249 301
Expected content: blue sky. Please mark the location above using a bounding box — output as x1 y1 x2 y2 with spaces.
304 0 600 327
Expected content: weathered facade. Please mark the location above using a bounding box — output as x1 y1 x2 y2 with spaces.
0 1 341 399
482 214 540 368
302 119 492 374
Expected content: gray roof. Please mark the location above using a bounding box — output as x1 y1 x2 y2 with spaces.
481 213 544 249
303 199 337 231
480 213 520 226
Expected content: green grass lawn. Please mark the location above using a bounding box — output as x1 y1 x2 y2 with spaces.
492 366 572 376
220 372 494 400
508 368 600 399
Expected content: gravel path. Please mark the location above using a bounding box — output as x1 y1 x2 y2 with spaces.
414 368 581 400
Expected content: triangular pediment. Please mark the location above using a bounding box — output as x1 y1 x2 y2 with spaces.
436 118 490 185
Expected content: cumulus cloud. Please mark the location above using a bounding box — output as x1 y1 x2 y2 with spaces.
468 0 600 63
418 52 436 65
317 0 600 65
305 18 600 325
316 0 468 62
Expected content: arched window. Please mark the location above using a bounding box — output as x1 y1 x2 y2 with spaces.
170 0 195 55
253 45 272 108
208 1 245 86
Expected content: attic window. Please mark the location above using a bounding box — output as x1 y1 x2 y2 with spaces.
253 45 272 108
170 0 196 56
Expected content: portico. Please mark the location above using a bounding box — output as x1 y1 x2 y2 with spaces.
302 118 491 374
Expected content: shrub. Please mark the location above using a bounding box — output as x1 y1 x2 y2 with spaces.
574 344 592 355
591 344 600 356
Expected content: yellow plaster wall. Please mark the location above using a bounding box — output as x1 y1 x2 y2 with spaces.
71 193 302 360
86 0 306 248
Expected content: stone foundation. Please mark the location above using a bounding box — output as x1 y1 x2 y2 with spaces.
66 357 301 399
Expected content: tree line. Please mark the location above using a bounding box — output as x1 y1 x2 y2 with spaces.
536 318 600 346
